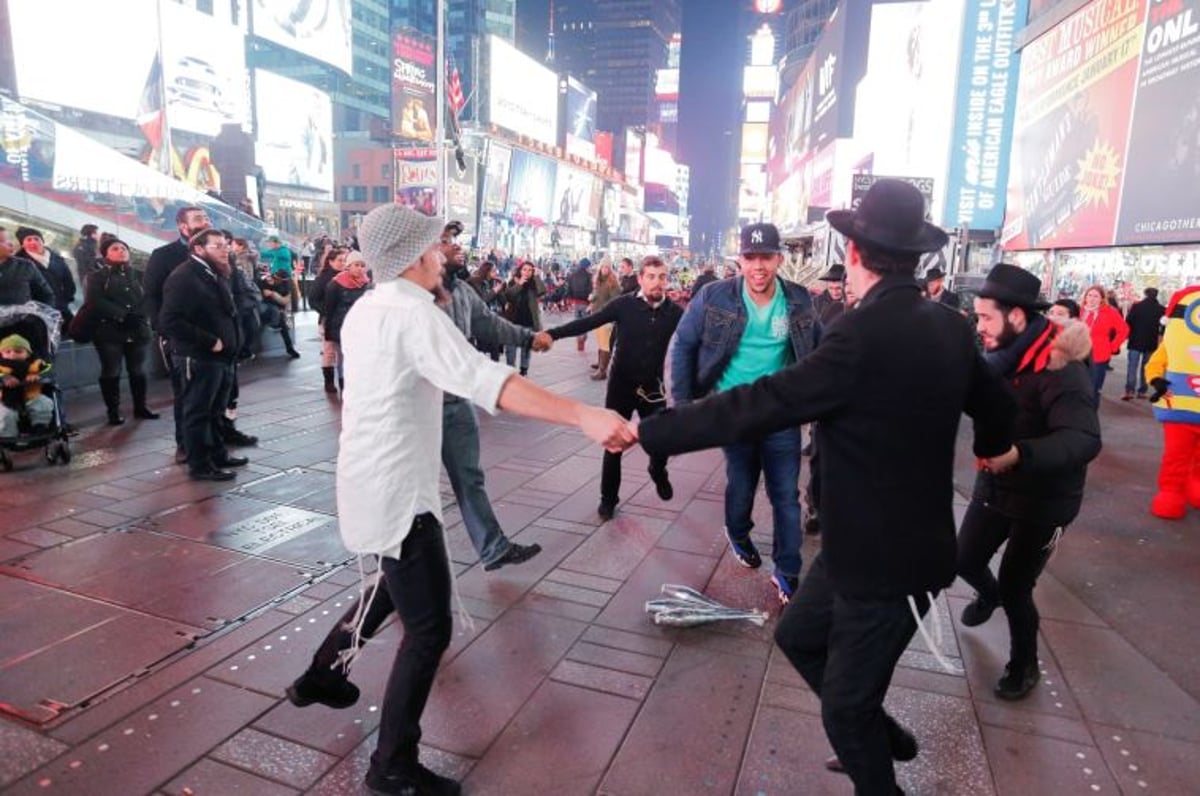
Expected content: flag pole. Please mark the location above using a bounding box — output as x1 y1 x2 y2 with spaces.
436 0 447 221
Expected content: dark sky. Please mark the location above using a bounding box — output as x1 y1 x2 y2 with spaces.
516 1 741 252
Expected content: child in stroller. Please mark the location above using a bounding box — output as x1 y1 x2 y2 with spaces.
0 303 71 468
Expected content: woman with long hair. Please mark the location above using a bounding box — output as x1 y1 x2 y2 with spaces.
323 252 371 393
1079 283 1129 403
589 258 622 380
502 261 545 376
310 244 348 393
88 239 157 425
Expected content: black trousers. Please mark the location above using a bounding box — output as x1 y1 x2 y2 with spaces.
601 375 668 504
775 553 930 796
957 500 1059 668
94 340 147 379
372 515 454 775
179 357 233 471
158 335 184 448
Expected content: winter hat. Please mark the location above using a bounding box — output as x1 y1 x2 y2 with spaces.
15 226 43 244
344 251 366 267
99 237 128 258
0 334 32 354
358 204 446 282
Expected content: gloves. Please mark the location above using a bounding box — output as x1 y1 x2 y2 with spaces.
1149 378 1171 403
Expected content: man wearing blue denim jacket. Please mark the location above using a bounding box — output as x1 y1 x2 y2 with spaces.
669 222 819 603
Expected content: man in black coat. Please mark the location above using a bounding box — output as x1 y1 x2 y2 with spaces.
1123 287 1164 399
0 227 55 306
159 230 247 482
959 264 1101 700
636 180 1015 795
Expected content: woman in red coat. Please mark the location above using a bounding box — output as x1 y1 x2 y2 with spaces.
1081 283 1130 403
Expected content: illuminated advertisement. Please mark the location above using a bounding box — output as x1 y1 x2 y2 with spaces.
563 76 597 161
624 129 644 187
488 36 558 146
944 0 1028 231
394 149 438 216
483 142 512 215
446 153 479 236
742 123 769 164
655 69 680 100
1003 0 1148 249
809 2 848 150
392 28 437 146
252 0 353 74
1114 0 1200 245
553 165 594 228
742 65 778 99
9 0 248 137
255 70 333 193
505 150 557 226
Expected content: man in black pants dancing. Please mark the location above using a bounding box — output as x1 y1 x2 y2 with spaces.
960 264 1101 700
545 256 683 520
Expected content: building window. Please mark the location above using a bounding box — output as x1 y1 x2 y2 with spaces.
352 163 361 179
342 186 368 202
372 186 391 203
382 163 391 180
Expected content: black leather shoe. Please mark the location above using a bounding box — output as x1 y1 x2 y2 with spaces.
960 595 998 627
133 406 160 420
107 412 125 426
287 349 301 359
483 541 543 572
221 428 258 447
214 455 249 467
365 763 461 796
649 467 673 501
825 716 917 773
286 667 360 709
995 661 1039 701
597 499 616 521
189 467 236 482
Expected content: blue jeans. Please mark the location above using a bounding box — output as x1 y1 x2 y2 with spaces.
441 399 509 566
505 342 531 372
1125 348 1149 395
723 427 803 579
1089 361 1109 404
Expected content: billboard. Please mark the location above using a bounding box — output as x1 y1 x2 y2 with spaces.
809 2 848 150
391 28 437 146
446 153 479 236
624 129 643 187
1114 0 1200 245
1002 0 1148 249
252 0 353 74
394 149 438 216
563 76 598 161
488 36 558 146
505 149 556 226
8 0 248 136
483 142 512 215
552 165 595 228
254 70 333 193
944 0 1029 230
741 122 769 164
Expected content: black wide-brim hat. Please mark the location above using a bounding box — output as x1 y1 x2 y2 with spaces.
826 179 948 254
977 263 1051 311
818 263 845 281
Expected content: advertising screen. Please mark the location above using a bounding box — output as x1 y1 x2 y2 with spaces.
446 153 479 236
392 28 437 146
564 76 598 161
505 150 557 226
624 129 643 187
552 165 595 228
394 149 438 216
255 70 333 193
9 0 248 136
1002 0 1148 249
809 3 847 150
252 0 352 74
741 123 769 165
488 36 558 146
483 142 512 214
944 0 1028 231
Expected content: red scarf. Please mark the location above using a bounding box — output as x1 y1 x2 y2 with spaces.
334 270 369 289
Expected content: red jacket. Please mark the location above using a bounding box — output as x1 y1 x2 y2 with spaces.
1083 303 1129 364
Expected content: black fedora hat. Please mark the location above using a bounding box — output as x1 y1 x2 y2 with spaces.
818 263 845 281
977 263 1051 311
924 266 947 281
826 179 948 254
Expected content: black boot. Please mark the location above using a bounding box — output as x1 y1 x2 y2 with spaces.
99 377 124 425
281 324 300 359
322 366 337 393
129 374 159 419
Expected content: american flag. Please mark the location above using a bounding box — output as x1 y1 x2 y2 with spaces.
447 63 466 117
136 53 172 174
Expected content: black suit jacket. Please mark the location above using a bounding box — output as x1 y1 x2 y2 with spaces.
143 238 189 331
640 275 1015 599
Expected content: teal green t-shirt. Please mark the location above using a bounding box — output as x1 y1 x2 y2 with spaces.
717 280 791 392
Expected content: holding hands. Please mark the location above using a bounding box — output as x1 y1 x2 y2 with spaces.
531 331 554 352
578 406 639 453
983 445 1020 474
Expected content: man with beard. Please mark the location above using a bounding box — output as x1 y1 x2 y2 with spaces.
144 207 257 462
670 222 819 604
812 263 847 326
545 256 682 520
923 266 960 310
159 229 247 481
959 264 1100 700
618 257 639 294
635 180 1015 795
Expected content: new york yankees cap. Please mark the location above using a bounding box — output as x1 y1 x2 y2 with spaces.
740 222 782 255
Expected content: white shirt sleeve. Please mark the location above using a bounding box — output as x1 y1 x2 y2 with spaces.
409 304 515 414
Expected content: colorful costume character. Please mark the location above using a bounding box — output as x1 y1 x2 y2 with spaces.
1144 285 1200 519
0 333 54 437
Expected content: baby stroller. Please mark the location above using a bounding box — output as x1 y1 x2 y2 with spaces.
0 302 71 469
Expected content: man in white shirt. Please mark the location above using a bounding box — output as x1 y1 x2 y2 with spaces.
296 204 633 796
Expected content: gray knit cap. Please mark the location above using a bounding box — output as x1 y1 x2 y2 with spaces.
358 204 447 281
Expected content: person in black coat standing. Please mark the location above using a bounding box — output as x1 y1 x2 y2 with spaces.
958 264 1101 702
87 238 157 425
636 180 1015 796
14 227 76 325
1123 287 1164 400
159 230 246 482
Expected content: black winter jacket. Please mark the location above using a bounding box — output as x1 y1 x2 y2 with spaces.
159 257 239 361
323 281 370 343
0 256 55 306
308 266 337 316
1125 297 1164 352
15 251 76 317
973 319 1101 526
142 239 189 331
86 266 151 345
